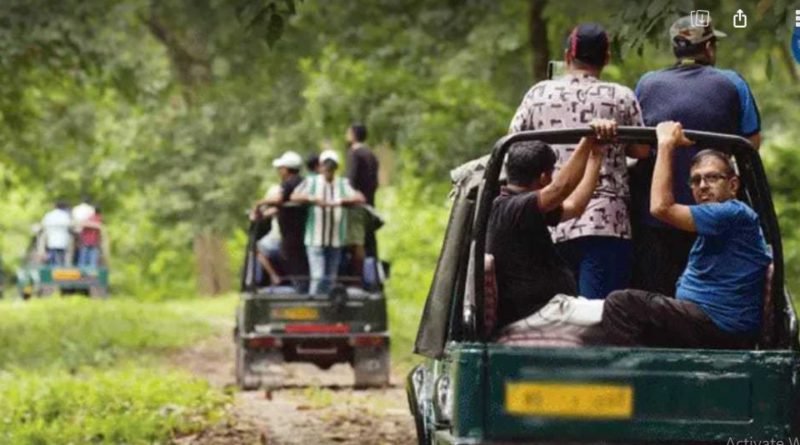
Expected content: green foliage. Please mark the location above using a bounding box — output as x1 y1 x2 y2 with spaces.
380 178 450 366
0 297 235 370
0 367 227 445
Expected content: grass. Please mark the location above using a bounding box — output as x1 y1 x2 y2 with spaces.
0 295 238 445
0 296 236 371
0 367 227 445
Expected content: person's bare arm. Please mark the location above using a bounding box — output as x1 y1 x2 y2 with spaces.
747 133 761 150
649 121 696 232
625 144 651 159
538 119 616 213
561 145 604 221
339 191 365 206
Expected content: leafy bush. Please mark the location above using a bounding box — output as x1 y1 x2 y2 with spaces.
379 180 450 367
0 367 227 445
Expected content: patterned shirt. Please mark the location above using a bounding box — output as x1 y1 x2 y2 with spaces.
294 175 357 248
509 73 644 242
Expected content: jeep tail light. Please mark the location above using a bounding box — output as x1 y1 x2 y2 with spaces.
247 337 279 349
352 335 385 347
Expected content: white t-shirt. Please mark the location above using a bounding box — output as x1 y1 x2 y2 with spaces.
41 208 72 249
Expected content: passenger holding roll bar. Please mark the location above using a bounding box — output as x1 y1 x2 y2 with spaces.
291 149 365 295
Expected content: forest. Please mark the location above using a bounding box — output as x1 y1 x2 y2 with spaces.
0 0 799 443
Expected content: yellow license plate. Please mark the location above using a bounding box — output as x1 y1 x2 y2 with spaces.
52 269 82 280
271 307 319 321
505 382 633 419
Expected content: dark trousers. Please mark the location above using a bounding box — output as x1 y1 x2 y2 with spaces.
631 225 696 297
583 289 755 349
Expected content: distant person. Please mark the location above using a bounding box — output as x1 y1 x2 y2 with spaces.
509 23 648 299
305 153 321 175
41 201 73 266
487 120 615 331
253 151 309 286
251 199 282 286
72 197 95 224
291 150 365 295
631 15 762 296
345 123 380 282
77 206 103 267
584 122 770 349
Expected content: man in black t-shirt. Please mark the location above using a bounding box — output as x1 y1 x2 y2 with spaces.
254 151 309 285
345 123 380 282
487 120 613 330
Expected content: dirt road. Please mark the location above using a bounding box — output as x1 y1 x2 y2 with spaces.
169 320 417 445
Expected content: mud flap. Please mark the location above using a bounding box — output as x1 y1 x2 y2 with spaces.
353 345 390 388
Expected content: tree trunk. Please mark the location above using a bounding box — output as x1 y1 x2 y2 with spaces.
529 0 550 82
194 231 231 295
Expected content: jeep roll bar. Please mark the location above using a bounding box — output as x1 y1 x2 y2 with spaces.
468 126 796 348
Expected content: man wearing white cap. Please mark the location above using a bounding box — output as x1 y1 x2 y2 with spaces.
253 151 309 286
291 149 365 295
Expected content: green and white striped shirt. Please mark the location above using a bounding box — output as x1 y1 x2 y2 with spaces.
296 175 357 247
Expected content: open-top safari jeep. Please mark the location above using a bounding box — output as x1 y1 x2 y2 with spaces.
234 212 391 390
407 127 799 444
16 232 109 299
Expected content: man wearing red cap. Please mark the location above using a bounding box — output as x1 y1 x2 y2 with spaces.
508 23 649 301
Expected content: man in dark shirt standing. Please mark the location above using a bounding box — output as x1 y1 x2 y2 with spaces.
631 15 761 296
487 120 614 330
345 123 380 283
256 151 309 287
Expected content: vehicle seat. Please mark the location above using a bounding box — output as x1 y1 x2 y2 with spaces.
758 262 775 349
484 254 498 338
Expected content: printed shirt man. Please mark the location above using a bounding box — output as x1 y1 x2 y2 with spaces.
510 74 644 244
295 174 358 248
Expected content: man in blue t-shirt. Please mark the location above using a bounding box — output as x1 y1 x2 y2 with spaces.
586 122 771 349
630 15 762 297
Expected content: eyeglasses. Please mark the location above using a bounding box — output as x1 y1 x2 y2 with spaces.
688 173 729 188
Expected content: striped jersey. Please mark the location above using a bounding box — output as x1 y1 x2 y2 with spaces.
296 175 357 247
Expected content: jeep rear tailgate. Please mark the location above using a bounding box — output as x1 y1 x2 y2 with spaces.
485 345 797 442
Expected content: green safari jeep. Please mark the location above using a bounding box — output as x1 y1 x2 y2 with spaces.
407 127 799 444
16 234 109 298
234 215 391 390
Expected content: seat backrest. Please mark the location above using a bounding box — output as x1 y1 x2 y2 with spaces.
484 254 498 338
758 262 775 349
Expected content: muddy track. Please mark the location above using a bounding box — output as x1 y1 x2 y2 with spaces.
169 318 416 445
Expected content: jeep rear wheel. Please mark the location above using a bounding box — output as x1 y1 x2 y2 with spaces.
235 338 261 391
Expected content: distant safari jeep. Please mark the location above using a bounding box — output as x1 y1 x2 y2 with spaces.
16 233 109 299
233 212 391 390
407 127 799 444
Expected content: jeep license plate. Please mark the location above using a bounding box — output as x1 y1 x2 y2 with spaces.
505 382 633 419
271 307 319 321
52 269 82 281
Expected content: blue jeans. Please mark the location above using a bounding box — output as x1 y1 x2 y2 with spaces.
306 246 342 295
556 236 633 300
47 249 66 266
78 246 100 267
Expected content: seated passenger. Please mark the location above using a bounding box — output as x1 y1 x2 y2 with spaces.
585 122 771 349
487 120 613 332
41 200 73 266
